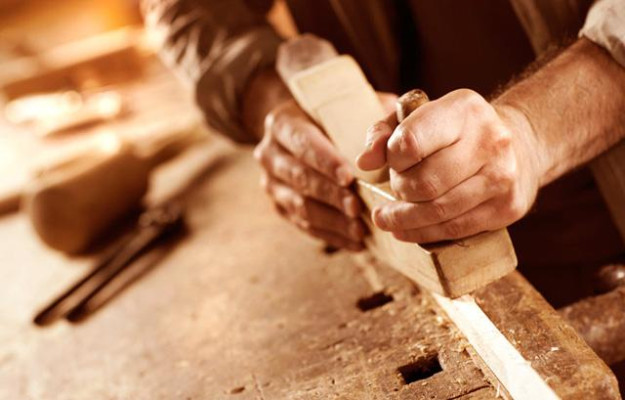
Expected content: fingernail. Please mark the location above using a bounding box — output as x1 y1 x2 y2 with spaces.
343 196 360 218
335 165 353 186
372 207 387 230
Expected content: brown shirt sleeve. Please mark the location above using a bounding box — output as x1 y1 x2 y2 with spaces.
141 0 282 143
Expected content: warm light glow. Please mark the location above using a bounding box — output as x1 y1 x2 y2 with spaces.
93 91 123 118
4 91 83 124
94 131 123 154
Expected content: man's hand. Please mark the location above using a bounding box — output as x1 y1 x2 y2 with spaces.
357 89 543 243
254 99 366 251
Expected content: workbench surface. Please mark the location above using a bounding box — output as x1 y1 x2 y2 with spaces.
0 57 618 400
0 59 501 399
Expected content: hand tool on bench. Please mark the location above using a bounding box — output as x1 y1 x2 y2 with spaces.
276 34 517 298
33 201 184 325
23 123 205 254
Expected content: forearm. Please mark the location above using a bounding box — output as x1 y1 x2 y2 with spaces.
141 0 282 143
495 38 625 187
241 67 292 141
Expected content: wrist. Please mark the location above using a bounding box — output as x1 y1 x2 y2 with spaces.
494 101 549 189
242 67 292 142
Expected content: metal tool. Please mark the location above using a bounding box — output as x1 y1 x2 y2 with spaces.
33 202 184 325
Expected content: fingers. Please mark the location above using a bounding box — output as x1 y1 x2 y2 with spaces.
256 99 370 251
386 96 466 173
389 139 485 201
264 175 366 249
266 102 353 186
380 171 529 244
356 112 398 171
391 200 503 244
356 119 393 171
255 139 361 217
372 172 501 231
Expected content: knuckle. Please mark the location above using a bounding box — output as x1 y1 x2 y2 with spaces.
384 208 402 230
318 179 341 205
494 128 512 148
367 120 390 138
444 219 464 238
391 126 424 163
419 176 441 200
291 195 308 220
459 89 485 109
253 139 269 162
263 110 277 134
393 173 440 201
375 206 400 230
391 176 414 201
504 193 526 221
487 167 515 192
289 165 309 190
499 159 518 188
289 128 308 156
430 199 449 221
265 102 293 133
484 127 512 154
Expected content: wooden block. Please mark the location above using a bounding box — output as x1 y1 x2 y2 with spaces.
282 55 388 183
278 37 517 297
358 180 517 297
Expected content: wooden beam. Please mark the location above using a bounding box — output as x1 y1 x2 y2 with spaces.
435 271 620 399
277 35 517 298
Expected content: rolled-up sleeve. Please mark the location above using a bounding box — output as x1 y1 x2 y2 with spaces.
580 0 625 68
142 0 282 143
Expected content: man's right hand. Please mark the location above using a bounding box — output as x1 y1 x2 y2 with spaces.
254 99 366 251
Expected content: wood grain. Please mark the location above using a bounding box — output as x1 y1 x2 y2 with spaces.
472 272 620 399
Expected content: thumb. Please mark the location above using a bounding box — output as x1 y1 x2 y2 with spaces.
356 115 396 171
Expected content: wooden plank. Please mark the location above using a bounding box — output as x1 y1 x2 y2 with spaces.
433 292 559 400
277 35 517 298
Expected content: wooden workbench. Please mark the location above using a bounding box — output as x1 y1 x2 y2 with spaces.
0 55 618 399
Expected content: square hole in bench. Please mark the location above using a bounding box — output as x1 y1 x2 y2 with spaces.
398 355 443 384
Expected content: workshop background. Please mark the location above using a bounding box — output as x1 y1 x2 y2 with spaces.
0 0 624 399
